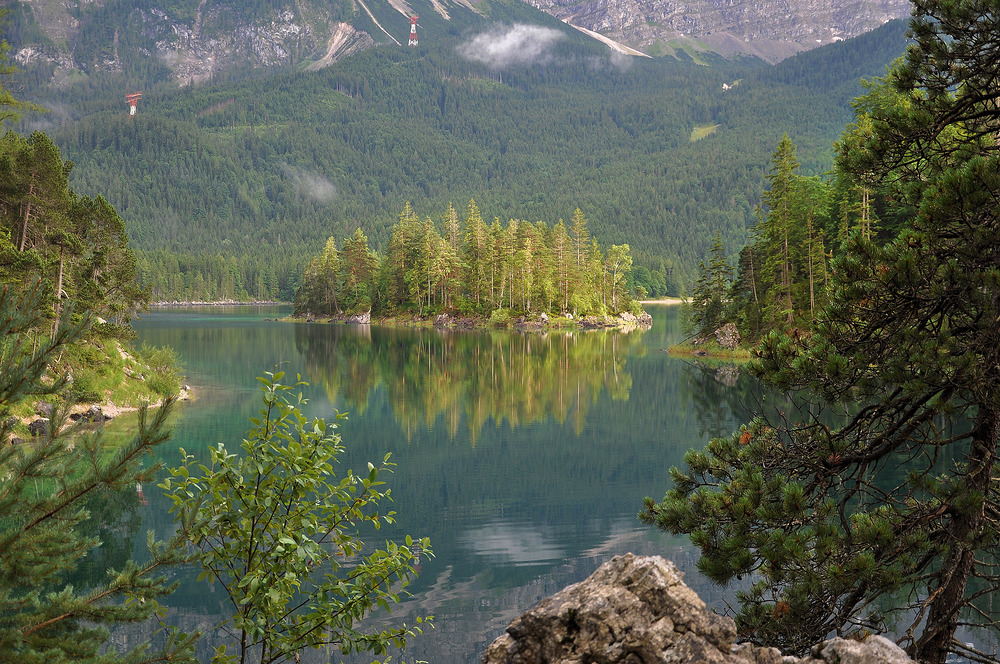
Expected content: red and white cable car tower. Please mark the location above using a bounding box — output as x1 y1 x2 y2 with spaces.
408 16 418 46
125 91 142 117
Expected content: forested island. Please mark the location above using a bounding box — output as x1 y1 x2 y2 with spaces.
292 202 649 328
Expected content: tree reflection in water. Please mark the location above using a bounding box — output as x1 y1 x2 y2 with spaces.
294 324 648 442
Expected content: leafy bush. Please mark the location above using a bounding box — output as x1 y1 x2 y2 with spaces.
136 343 183 397
162 372 431 663
69 372 102 403
92 320 137 341
488 308 511 327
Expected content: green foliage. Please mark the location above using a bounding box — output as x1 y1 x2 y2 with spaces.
135 342 184 397
0 130 150 329
725 136 833 341
162 371 431 664
295 201 639 319
645 5 1000 663
0 280 198 663
688 230 732 337
488 307 512 327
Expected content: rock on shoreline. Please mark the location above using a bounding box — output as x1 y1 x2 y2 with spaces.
482 554 915 664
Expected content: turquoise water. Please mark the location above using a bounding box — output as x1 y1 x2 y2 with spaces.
119 305 765 662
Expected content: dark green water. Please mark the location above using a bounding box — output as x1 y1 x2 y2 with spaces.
114 304 767 662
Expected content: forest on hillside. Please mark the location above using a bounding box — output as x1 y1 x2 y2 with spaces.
7 8 909 301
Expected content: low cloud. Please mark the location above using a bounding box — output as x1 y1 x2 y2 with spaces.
458 24 565 69
26 102 76 132
609 51 634 72
281 163 337 203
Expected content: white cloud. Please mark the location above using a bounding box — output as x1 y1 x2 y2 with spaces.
281 163 337 203
458 24 565 69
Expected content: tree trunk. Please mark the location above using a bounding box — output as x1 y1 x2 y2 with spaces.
912 406 1000 664
52 247 65 336
19 185 35 252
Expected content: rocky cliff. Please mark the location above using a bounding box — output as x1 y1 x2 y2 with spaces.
10 0 911 85
523 0 912 62
12 0 376 86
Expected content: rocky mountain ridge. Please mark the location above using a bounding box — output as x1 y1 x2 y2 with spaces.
523 0 913 62
10 0 381 86
8 0 911 86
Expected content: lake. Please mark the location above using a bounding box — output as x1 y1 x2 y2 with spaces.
114 304 768 662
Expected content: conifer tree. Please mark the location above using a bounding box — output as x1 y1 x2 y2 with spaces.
0 282 196 663
689 231 733 337
340 228 376 313
462 199 488 308
441 202 463 309
644 5 1000 663
550 220 571 313
605 243 632 312
758 134 802 327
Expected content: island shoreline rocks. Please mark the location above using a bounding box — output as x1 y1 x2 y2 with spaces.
293 310 654 332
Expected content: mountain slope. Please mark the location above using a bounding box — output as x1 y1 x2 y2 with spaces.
3 4 910 300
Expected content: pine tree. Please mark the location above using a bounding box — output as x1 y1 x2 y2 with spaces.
644 6 1000 663
0 282 197 663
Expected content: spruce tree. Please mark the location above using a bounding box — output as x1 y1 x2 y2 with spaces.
689 231 733 337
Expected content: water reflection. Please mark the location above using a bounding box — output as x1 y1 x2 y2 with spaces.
118 305 766 662
294 324 647 441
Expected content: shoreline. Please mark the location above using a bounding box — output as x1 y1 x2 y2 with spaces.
638 297 685 306
293 310 654 332
150 300 286 307
15 388 191 441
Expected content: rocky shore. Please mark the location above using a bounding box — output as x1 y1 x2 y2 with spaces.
483 554 915 664
11 388 191 445
297 310 653 331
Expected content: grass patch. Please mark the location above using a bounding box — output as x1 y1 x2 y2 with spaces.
52 334 184 408
690 123 719 142
668 340 755 360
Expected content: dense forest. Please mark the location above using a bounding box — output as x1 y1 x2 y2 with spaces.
5 8 911 301
0 127 184 402
689 127 911 343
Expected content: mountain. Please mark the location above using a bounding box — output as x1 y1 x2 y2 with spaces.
5 0 567 87
1 1 911 301
6 0 909 87
523 0 913 63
